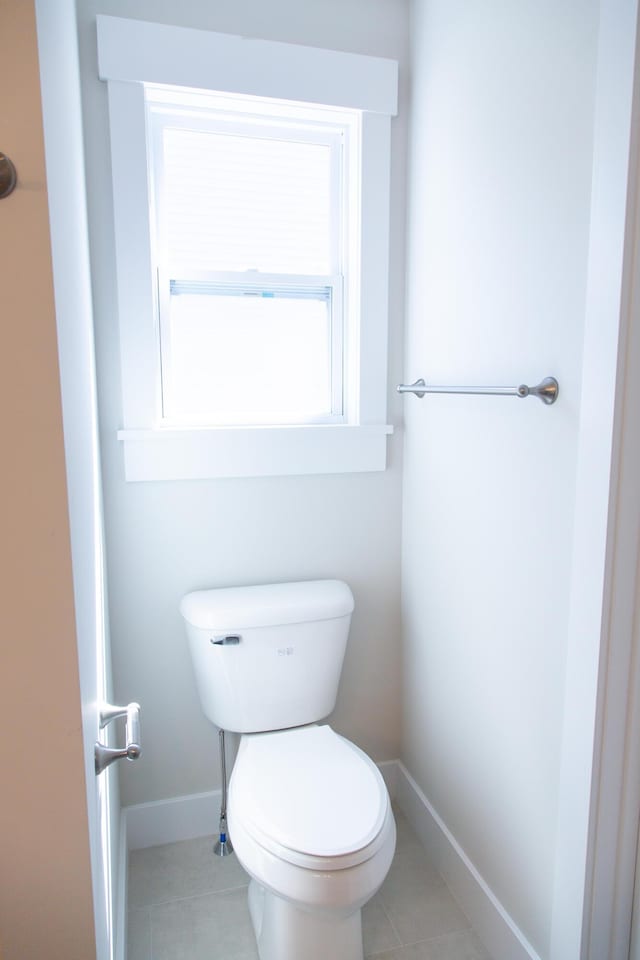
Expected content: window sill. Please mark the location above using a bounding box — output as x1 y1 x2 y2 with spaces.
117 423 393 481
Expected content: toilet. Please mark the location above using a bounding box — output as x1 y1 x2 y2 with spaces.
180 579 396 960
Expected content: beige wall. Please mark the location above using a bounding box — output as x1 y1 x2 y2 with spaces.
0 2 95 957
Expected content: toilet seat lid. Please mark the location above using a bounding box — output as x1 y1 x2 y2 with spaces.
230 725 389 869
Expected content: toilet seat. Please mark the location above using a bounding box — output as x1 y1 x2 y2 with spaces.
230 725 390 871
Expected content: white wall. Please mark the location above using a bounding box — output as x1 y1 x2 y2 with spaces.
401 1 599 955
75 0 409 806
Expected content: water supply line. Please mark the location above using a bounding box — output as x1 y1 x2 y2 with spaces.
214 728 233 857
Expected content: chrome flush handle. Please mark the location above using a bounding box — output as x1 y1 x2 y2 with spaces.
94 701 141 775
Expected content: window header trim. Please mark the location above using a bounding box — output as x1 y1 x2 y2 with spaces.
96 15 398 116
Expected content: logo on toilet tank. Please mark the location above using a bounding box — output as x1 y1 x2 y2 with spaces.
277 646 294 656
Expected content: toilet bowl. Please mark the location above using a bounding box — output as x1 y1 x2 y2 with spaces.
228 725 396 960
180 579 396 960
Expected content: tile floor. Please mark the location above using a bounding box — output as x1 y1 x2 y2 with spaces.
128 809 493 960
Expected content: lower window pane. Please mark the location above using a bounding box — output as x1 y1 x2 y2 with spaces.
164 292 335 424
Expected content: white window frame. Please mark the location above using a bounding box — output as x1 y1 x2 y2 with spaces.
148 99 348 427
97 15 397 481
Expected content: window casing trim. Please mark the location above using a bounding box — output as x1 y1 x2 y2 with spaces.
99 18 397 480
117 424 393 482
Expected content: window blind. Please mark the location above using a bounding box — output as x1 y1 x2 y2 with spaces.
161 126 334 276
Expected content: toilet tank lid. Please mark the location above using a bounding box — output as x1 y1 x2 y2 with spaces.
180 579 354 630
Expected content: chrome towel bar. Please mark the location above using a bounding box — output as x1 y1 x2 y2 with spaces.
397 376 559 405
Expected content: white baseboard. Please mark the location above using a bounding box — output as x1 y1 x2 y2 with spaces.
394 762 541 960
126 788 223 850
114 808 128 960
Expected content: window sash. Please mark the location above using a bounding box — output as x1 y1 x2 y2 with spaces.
157 271 344 426
148 105 345 278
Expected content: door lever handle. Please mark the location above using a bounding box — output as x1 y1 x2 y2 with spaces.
0 153 17 199
94 701 141 775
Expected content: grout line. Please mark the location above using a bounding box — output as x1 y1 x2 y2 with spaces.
398 923 474 950
140 881 250 910
368 929 486 960
412 929 489 959
376 895 403 951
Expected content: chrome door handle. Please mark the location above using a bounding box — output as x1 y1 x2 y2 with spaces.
94 702 141 775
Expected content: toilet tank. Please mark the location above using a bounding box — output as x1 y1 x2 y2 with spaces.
180 580 354 733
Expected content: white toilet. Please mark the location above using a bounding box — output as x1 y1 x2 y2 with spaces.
180 579 396 960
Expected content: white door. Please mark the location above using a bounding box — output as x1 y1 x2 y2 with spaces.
35 1 130 957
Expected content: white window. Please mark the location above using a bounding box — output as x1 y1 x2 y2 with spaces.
98 16 397 480
148 91 356 428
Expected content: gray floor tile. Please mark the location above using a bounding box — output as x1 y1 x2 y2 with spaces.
379 876 470 946
363 892 401 956
370 929 491 960
127 908 151 960
394 809 421 849
383 842 444 895
128 811 493 960
129 835 249 907
150 887 258 960
388 811 443 886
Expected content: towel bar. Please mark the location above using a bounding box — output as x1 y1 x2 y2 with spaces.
397 376 558 405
